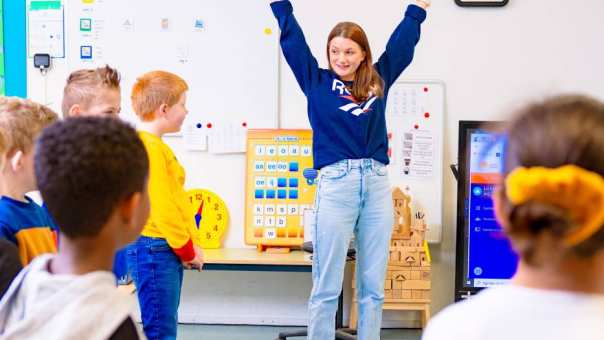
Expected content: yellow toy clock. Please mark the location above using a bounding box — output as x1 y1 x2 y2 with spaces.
187 189 229 249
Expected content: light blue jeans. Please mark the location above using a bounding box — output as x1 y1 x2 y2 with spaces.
308 159 393 340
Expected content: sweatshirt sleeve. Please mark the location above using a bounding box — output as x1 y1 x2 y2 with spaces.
146 144 195 262
374 4 427 91
271 0 321 95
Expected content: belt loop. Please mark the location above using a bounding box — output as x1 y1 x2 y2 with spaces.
347 159 352 172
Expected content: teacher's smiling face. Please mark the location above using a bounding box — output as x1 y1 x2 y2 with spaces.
328 36 366 82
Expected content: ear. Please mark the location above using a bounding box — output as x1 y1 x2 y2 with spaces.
158 103 169 119
9 150 24 172
68 104 81 117
119 192 142 226
493 186 511 233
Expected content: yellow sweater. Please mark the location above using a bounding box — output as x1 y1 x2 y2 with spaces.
138 131 195 261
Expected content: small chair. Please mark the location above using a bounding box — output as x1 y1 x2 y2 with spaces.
276 242 357 340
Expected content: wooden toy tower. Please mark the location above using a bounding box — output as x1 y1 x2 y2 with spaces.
349 187 432 328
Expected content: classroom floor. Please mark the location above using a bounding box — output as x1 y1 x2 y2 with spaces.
177 324 422 340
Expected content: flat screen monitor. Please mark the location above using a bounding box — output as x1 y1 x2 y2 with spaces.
455 121 518 301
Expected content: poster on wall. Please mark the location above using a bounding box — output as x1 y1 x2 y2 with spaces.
27 0 65 58
386 80 445 243
63 0 279 135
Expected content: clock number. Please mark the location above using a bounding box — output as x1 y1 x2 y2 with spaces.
196 193 203 201
213 225 219 232
206 232 212 239
217 213 222 221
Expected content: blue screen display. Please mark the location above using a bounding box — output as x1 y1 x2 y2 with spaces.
465 132 518 288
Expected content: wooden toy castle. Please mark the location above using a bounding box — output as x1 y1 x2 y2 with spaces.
349 186 432 328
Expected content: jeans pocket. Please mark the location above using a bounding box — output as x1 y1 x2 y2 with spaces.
374 163 388 176
149 243 172 253
320 162 349 180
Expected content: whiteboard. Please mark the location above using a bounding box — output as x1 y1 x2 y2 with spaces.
386 80 445 243
63 0 279 129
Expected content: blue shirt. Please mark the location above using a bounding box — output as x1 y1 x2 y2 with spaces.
271 1 426 169
0 196 59 265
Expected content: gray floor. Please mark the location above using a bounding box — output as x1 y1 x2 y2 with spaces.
177 324 422 340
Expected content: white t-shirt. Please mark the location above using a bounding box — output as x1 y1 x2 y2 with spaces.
422 284 604 340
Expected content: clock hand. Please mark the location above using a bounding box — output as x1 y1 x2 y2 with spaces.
195 200 204 228
199 200 204 216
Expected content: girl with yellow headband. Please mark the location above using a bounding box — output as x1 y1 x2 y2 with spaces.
423 95 604 340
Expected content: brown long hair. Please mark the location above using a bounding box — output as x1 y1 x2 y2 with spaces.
327 22 384 101
499 95 604 265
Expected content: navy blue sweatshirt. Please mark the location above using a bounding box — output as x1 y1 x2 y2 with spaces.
271 1 426 169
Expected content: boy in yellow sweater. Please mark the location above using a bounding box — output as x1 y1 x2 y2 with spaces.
127 70 203 340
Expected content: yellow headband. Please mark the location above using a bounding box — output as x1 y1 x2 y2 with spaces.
505 165 604 247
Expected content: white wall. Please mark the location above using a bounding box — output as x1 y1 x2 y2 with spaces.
27 0 604 328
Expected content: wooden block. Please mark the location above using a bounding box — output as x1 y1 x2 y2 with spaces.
402 251 419 266
402 280 431 290
421 270 431 281
265 247 291 254
420 253 431 267
393 290 402 299
412 290 423 299
384 279 392 290
402 290 412 299
411 270 420 280
422 290 432 300
393 280 403 290
384 290 393 299
390 252 399 262
392 271 408 281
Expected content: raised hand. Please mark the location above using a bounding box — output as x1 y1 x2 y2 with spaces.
416 0 431 9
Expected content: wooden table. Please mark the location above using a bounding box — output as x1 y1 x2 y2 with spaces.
202 248 312 272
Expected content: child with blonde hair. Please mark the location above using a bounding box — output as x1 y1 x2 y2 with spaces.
128 70 203 340
61 64 131 282
61 65 121 118
423 95 604 340
0 97 58 265
0 132 22 298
